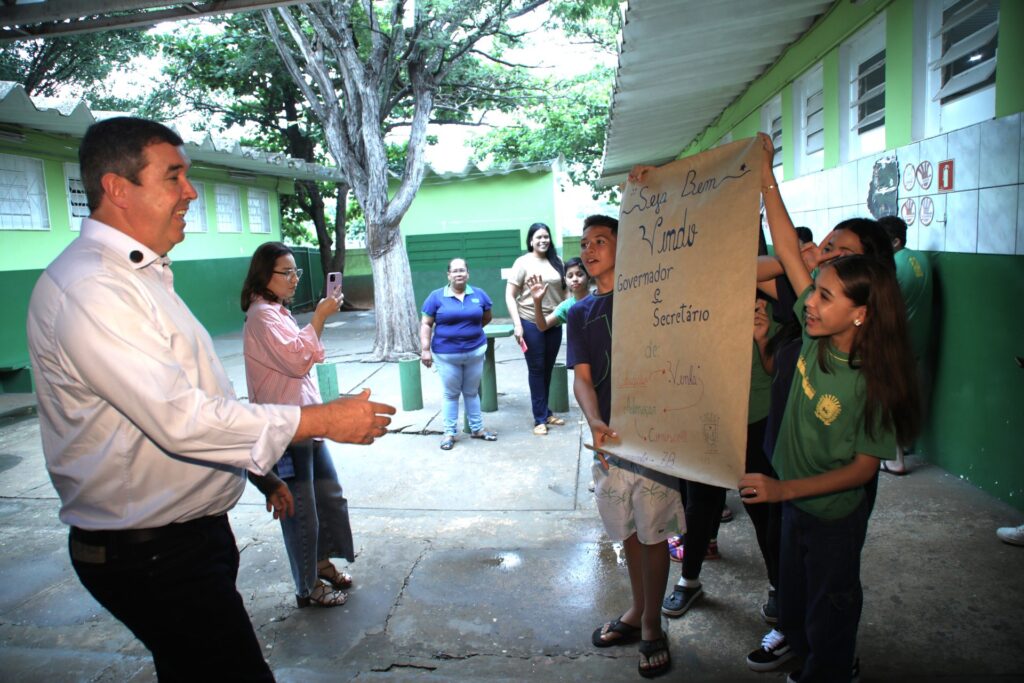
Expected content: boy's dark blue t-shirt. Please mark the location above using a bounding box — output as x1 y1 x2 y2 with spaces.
566 291 614 423
421 285 493 354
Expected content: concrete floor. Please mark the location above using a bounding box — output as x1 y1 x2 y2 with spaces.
0 310 1022 682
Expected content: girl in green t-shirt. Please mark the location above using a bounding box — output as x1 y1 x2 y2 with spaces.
740 133 921 681
526 256 591 331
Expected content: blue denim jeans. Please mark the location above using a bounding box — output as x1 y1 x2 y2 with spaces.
778 497 869 682
278 440 354 599
433 343 486 435
520 320 562 425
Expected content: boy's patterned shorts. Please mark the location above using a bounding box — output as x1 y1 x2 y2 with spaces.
592 459 685 545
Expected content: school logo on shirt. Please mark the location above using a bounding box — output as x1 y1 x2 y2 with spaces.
815 394 842 426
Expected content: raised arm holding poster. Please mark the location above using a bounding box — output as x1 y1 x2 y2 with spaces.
604 137 762 489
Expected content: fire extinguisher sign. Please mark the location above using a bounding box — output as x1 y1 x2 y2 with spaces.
938 159 954 192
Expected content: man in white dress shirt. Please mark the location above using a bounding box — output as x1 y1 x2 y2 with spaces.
26 117 395 682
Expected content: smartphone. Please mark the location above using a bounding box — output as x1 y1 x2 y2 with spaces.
519 337 528 353
327 271 342 294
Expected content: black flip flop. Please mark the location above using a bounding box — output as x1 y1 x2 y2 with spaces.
881 460 908 476
591 616 641 648
638 635 671 678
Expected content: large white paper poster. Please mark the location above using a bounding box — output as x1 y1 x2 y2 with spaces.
606 137 762 489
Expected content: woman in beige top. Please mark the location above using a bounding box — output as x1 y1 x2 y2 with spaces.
505 222 567 435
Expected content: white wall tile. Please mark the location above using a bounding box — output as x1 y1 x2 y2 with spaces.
825 167 842 209
840 160 859 207
977 186 1017 254
945 190 979 253
947 124 981 192
979 114 1020 189
1017 185 1024 255
918 134 946 194
903 210 921 251
918 194 945 251
896 142 921 199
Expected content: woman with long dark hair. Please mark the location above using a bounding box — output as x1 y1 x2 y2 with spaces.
241 241 354 608
505 222 567 435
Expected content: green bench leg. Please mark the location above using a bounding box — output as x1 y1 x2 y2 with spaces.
548 362 568 412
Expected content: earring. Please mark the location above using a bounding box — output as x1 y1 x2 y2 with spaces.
854 319 862 327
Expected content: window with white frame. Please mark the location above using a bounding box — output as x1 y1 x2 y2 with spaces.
184 181 207 232
214 184 242 233
0 153 49 230
63 163 90 231
794 65 824 176
841 17 886 161
247 188 271 233
760 96 783 172
922 0 998 135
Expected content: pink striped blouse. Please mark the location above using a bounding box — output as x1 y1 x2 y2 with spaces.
243 297 325 407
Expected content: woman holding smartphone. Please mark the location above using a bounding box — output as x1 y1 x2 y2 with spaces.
241 241 354 608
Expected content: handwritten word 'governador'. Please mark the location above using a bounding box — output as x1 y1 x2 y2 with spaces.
617 263 675 293
653 303 710 327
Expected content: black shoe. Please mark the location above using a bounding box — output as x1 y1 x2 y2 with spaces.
785 657 859 682
747 628 795 671
661 584 703 617
761 588 778 624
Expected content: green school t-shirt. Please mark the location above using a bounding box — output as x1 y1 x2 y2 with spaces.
773 287 896 520
553 297 576 325
895 248 933 360
748 303 777 424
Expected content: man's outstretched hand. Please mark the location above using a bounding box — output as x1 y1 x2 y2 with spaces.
294 388 396 445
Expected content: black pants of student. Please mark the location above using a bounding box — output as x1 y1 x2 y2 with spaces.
678 478 726 580
70 514 274 682
744 418 780 588
778 497 869 683
520 319 562 425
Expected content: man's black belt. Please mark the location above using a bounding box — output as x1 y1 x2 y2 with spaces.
70 513 226 546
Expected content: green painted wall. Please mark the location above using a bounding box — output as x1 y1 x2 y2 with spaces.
822 50 840 169
922 254 1024 511
995 0 1024 118
885 0 915 149
0 129 287 272
407 230 522 318
395 169 557 248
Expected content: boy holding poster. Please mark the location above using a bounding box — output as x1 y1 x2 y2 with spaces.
569 214 684 679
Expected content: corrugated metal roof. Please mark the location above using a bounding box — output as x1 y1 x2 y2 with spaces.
0 1 302 41
421 159 556 183
600 0 835 183
0 81 345 182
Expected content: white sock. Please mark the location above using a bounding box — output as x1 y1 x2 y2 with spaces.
679 577 701 589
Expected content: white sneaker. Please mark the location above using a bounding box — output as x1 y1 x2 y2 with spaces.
997 523 1024 546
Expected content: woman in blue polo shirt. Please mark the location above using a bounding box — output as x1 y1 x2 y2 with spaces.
419 257 498 450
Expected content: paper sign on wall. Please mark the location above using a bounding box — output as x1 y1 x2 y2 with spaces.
605 137 762 489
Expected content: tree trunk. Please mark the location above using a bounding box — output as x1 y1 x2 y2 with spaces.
333 182 347 275
367 223 419 361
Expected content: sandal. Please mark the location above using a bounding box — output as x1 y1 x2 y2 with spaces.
638 635 671 678
296 581 348 608
881 460 908 476
471 430 498 441
317 563 353 590
533 423 548 436
440 436 455 450
591 616 642 648
546 415 566 426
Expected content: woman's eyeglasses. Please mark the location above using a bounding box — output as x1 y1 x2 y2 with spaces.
273 268 303 280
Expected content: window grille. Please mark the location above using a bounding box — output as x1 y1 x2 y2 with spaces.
931 0 998 104
185 181 207 232
0 153 49 230
805 86 824 154
247 189 271 233
64 163 89 230
852 50 885 133
215 184 242 233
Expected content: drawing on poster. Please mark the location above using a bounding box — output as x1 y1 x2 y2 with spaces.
604 138 762 488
